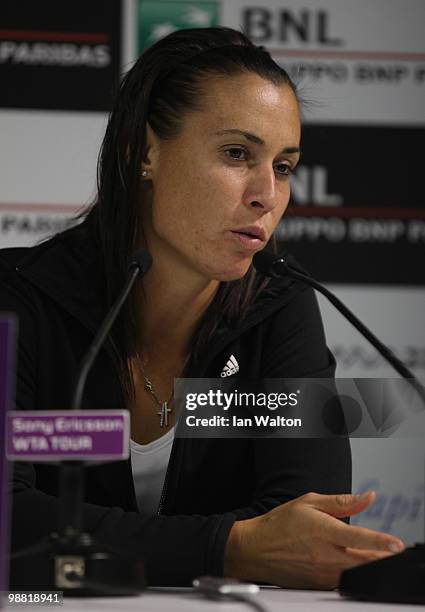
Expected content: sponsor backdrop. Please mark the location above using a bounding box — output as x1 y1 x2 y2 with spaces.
0 0 423 544
0 0 122 112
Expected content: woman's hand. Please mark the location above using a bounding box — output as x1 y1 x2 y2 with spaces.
224 491 405 590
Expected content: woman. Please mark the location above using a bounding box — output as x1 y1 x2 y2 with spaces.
1 26 404 589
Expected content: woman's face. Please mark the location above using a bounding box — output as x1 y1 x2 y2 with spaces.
141 71 301 282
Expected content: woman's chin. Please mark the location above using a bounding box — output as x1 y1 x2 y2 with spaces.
210 261 253 282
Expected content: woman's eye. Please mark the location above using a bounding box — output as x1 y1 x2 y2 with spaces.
224 149 293 176
224 147 247 160
275 162 293 176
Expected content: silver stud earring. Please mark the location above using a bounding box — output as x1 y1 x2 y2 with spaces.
141 170 149 177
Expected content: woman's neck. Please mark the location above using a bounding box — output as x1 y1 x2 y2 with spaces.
136 259 219 361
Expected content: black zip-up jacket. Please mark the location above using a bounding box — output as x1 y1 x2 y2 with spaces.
0 228 351 586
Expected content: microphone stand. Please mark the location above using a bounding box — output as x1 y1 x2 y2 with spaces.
260 253 425 404
10 252 152 596
253 251 425 604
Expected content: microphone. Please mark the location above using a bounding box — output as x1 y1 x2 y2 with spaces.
72 250 152 411
10 250 152 596
253 249 425 605
253 250 425 405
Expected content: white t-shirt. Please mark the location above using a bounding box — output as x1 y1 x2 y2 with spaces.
130 427 175 515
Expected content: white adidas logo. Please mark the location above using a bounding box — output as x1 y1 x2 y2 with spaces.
220 354 239 378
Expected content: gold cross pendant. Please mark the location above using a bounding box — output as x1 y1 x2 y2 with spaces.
158 401 172 427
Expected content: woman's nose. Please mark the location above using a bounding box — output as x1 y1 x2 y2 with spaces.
243 166 282 213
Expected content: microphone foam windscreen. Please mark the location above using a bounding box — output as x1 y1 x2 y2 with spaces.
252 250 276 276
131 250 153 275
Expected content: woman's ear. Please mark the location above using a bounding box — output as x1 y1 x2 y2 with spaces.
141 122 160 178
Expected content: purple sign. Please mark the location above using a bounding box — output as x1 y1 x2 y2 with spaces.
6 410 129 462
0 315 17 601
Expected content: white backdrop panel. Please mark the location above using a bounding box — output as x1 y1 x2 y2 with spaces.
0 111 106 206
222 0 425 125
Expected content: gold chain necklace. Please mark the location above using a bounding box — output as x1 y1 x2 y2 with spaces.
137 353 190 428
139 362 174 428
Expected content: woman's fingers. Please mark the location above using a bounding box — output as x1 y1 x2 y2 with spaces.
304 490 376 518
319 543 392 570
343 547 396 564
321 513 405 553
300 491 405 553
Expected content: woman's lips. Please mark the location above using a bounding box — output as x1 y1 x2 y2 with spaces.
233 225 267 241
229 228 266 250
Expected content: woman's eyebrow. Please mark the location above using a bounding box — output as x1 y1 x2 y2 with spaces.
214 128 300 155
